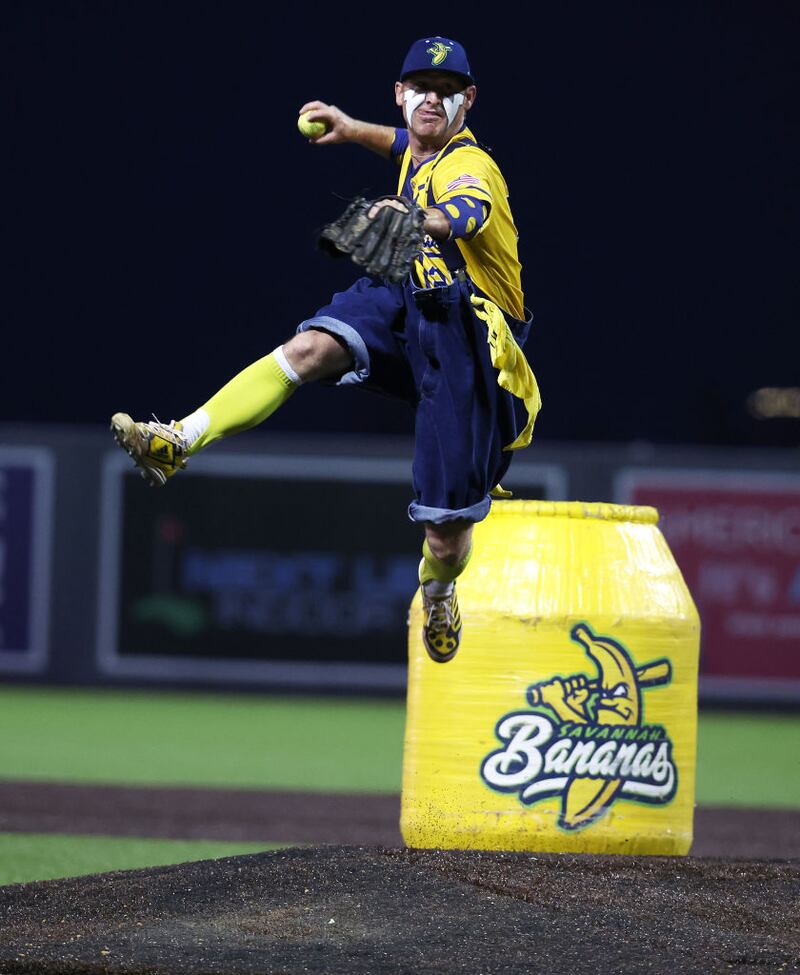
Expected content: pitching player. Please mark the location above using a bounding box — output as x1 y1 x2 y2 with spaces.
111 36 540 663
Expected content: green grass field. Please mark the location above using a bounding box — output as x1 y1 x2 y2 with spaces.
0 686 797 885
0 833 281 887
0 687 404 792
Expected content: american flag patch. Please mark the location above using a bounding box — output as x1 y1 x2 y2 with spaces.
445 173 482 191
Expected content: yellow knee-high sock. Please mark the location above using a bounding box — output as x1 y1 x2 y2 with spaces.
185 350 298 454
418 539 473 586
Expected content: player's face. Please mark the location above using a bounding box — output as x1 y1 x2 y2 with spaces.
395 72 476 142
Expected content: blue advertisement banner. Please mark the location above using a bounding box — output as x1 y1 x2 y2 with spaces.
98 452 563 690
0 448 53 671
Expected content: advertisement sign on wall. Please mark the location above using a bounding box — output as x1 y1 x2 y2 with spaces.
616 469 800 701
0 447 54 673
98 451 566 690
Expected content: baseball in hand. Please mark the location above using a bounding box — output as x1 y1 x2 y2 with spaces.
297 112 328 139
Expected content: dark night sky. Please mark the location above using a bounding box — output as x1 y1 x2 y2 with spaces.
4 2 799 447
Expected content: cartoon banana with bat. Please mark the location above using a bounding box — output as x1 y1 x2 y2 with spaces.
526 623 672 830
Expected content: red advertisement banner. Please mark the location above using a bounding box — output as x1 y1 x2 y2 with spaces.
617 471 800 684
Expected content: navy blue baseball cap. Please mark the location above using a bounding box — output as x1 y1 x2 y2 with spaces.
400 37 475 86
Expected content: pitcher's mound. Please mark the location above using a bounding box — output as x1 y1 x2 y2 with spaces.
1 846 798 974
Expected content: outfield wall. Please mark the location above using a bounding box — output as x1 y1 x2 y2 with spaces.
1 424 798 704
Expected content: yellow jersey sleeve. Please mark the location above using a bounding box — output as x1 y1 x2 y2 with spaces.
431 148 494 210
431 142 524 320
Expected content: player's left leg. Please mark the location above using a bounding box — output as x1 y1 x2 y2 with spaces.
405 275 524 662
418 521 473 663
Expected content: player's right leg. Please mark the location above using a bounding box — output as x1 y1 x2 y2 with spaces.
111 332 351 486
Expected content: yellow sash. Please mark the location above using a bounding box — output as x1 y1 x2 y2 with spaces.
471 295 542 451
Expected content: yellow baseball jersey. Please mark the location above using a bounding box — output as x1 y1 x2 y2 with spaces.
395 127 524 320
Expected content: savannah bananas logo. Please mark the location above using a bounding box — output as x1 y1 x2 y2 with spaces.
426 41 453 66
480 624 677 830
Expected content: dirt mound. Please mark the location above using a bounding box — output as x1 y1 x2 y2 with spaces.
0 847 798 974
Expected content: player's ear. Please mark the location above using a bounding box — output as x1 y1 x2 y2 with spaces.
464 85 477 111
395 81 405 108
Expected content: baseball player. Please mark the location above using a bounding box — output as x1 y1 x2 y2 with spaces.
111 36 540 663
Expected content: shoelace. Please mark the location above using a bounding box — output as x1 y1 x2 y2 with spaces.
425 595 453 633
148 414 185 444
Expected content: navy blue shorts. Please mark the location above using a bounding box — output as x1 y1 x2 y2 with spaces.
297 274 532 525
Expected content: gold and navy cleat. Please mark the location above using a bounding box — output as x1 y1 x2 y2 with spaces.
421 583 462 663
110 413 189 487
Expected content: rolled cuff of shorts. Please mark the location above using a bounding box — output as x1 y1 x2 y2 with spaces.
408 495 492 525
296 316 370 386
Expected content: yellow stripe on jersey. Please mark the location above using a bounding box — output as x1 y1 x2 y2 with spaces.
397 128 524 319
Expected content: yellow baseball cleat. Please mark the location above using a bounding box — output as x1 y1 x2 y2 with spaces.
110 412 189 487
421 583 462 663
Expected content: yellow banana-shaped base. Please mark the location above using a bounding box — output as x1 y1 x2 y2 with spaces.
401 500 700 856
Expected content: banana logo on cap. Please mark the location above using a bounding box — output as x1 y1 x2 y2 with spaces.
426 41 453 66
481 623 676 831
